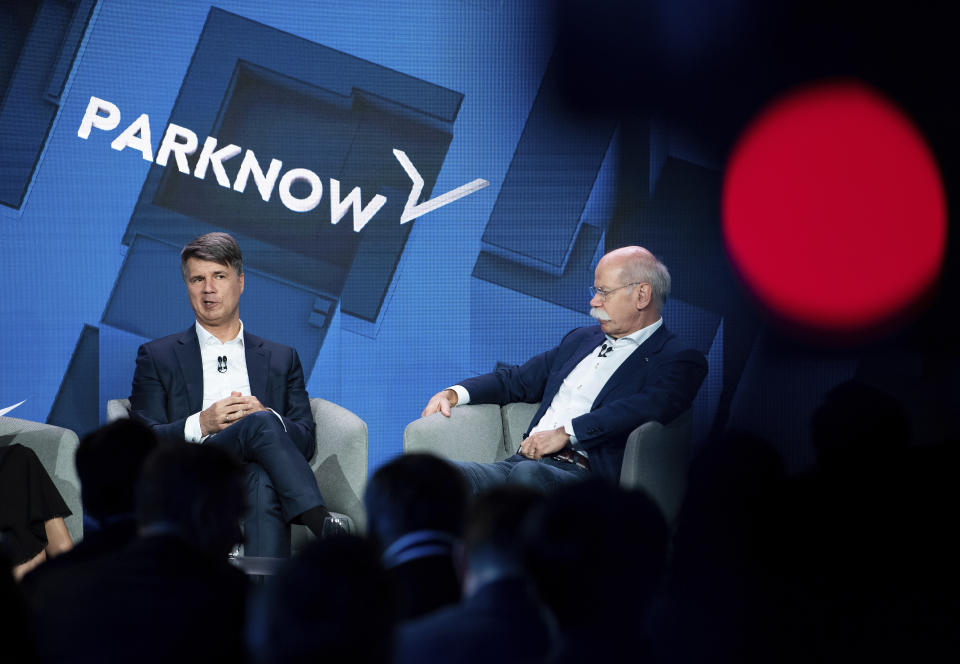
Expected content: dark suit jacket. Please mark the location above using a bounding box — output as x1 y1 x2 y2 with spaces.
460 324 707 481
395 577 553 664
389 553 462 622
130 326 315 457
32 534 248 664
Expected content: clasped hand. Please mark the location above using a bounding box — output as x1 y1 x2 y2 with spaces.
518 427 570 460
199 391 267 436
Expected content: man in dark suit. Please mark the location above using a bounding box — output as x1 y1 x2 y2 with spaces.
422 246 707 492
129 232 337 556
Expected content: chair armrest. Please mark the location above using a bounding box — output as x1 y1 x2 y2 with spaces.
404 404 505 463
620 409 693 525
0 417 83 542
500 402 540 460
307 397 368 532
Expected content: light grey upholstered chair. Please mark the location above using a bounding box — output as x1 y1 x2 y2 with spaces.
0 416 83 542
403 403 693 524
107 397 368 548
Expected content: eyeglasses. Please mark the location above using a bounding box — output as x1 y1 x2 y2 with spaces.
589 283 642 301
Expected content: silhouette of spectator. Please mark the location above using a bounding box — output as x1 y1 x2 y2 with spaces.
32 442 249 664
804 380 914 624
21 419 158 609
363 453 468 621
657 385 956 664
395 486 553 664
811 379 911 473
1 549 38 663
671 428 786 582
524 478 668 662
887 437 960 661
251 535 394 664
654 429 790 664
783 381 958 662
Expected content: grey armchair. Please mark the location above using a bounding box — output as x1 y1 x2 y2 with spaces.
403 403 693 524
107 397 368 548
0 416 83 542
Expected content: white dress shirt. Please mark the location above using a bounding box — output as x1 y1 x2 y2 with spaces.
451 319 663 451
183 321 252 442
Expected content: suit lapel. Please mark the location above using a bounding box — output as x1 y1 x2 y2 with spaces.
593 324 672 406
559 327 606 377
245 332 268 400
174 327 203 413
540 327 605 408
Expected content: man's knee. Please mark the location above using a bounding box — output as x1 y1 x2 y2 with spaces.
452 460 512 495
243 409 284 434
505 460 551 488
231 410 288 447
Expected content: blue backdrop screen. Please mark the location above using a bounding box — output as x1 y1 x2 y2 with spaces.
2 1 956 474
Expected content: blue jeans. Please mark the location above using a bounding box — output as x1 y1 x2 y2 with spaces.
453 454 590 494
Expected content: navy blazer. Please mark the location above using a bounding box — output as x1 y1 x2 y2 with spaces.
459 324 707 481
129 326 315 457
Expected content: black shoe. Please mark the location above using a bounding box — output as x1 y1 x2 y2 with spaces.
320 515 348 538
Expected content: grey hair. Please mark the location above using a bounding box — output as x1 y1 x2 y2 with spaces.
180 232 243 280
620 251 671 311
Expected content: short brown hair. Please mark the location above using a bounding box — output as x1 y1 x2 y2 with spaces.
180 232 243 280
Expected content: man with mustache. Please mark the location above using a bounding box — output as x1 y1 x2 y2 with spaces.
421 246 707 492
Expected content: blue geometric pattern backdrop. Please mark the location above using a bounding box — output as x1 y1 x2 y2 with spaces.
5 1 952 475
0 0 801 474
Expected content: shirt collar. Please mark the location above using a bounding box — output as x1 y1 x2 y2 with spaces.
195 320 245 347
606 317 663 347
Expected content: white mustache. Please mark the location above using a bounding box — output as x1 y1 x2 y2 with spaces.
590 307 611 321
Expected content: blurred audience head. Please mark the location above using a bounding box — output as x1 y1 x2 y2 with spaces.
681 428 785 517
524 478 668 630
257 535 393 664
135 442 245 557
363 453 468 550
671 429 786 583
76 419 158 523
461 485 543 595
811 380 910 469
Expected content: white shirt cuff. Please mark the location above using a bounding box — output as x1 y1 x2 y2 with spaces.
564 420 579 446
184 412 204 443
449 385 470 406
267 408 287 431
